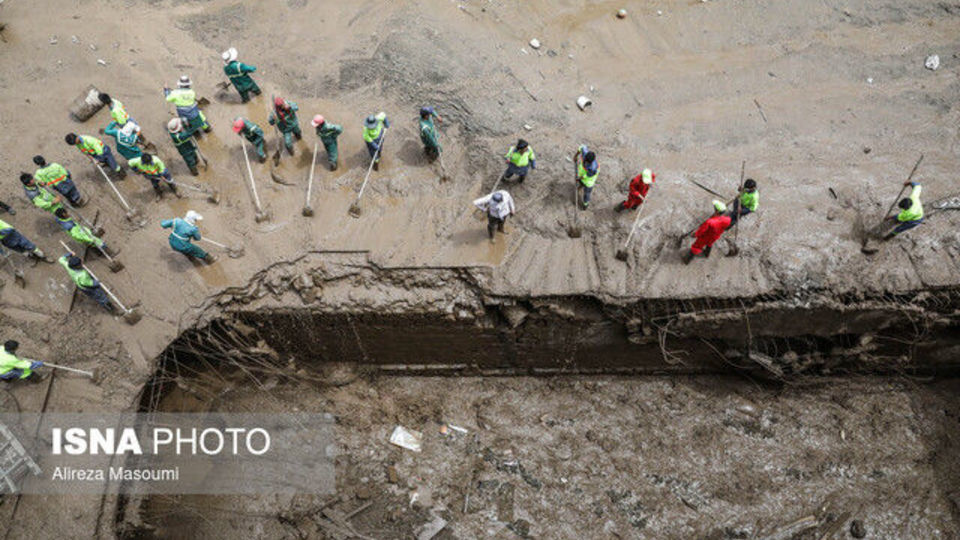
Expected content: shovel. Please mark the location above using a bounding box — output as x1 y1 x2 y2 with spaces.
46 186 106 238
168 179 220 204
35 360 100 382
615 193 649 262
726 160 746 257
201 237 245 258
1 249 26 288
95 245 124 272
195 145 210 170
349 129 387 218
862 154 924 254
88 158 144 225
303 142 318 216
270 96 284 166
59 240 141 324
240 140 270 223
566 154 582 238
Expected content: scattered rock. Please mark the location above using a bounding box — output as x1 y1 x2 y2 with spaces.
657 10 663 16
866 77 873 84
850 519 866 538
529 38 540 49
863 146 871 154
576 95 592 110
386 465 399 484
97 59 107 66
616 9 627 19
925 54 940 71
508 518 531 538
49 36 58 45
523 124 532 131
416 516 447 540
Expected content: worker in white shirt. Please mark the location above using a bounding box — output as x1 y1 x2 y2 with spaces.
473 190 516 244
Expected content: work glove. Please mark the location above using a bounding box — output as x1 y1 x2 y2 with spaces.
29 361 43 370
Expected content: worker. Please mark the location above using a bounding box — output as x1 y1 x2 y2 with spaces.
616 168 655 212
0 218 47 261
20 173 63 215
884 180 923 240
53 208 116 256
104 119 143 162
164 75 211 136
58 252 115 313
682 200 732 264
574 145 599 209
167 118 200 176
501 139 536 184
418 106 442 161
128 153 179 200
98 92 130 126
728 178 759 226
161 210 215 264
473 190 516 244
268 97 302 155
65 132 125 178
0 341 44 382
221 47 261 103
311 114 343 171
232 117 268 163
362 112 389 170
33 155 85 206
0 200 14 215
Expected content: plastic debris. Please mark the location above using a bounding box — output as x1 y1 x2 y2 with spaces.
389 425 423 452
49 36 58 45
523 124 532 131
925 54 940 71
529 38 541 49
577 95 592 110
97 59 107 66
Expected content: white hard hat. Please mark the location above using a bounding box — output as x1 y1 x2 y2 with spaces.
177 75 192 88
185 210 203 225
120 121 139 136
221 47 238 63
167 118 183 132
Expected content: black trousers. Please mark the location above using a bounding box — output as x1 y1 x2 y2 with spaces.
487 214 505 238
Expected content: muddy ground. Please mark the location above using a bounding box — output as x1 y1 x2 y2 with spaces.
1 0 960 538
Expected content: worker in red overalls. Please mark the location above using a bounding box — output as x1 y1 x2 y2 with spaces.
682 200 732 264
615 168 655 212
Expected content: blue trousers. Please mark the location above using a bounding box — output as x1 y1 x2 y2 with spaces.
94 146 121 172
79 284 111 309
52 177 82 205
0 369 26 380
893 218 923 235
503 162 529 180
728 200 753 226
146 171 174 189
366 138 383 161
170 238 208 259
1 229 36 253
581 184 594 205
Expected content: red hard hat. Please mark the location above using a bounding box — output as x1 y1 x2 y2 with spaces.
232 118 245 133
311 114 325 127
274 96 285 108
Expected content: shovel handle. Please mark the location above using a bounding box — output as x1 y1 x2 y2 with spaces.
37 361 94 378
58 240 128 311
356 129 387 203
89 157 134 211
240 140 263 211
306 141 318 205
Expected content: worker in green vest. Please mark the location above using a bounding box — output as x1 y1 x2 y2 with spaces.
362 112 390 171
65 133 124 178
33 155 85 206
311 115 343 171
58 252 115 313
0 218 46 260
20 173 63 215
104 120 143 161
883 181 924 240
53 208 116 256
167 118 200 176
268 97 302 155
501 139 536 184
98 92 130 126
728 179 759 226
0 341 44 382
128 154 179 200
574 144 599 209
232 117 267 163
164 75 211 136
221 47 261 103
418 106 442 161
161 210 215 264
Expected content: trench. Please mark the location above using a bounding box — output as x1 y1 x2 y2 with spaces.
115 258 960 537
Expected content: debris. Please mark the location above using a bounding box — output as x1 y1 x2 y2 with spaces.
866 77 873 84
96 59 107 66
49 36 58 44
389 425 423 452
753 98 768 123
89 43 96 51
617 9 627 18
508 519 531 538
576 95 592 111
71 35 79 44
386 465 399 484
529 38 540 49
657 10 663 16
863 146 871 154
69 84 105 121
416 516 448 540
523 124 532 131
850 519 867 538
925 54 940 71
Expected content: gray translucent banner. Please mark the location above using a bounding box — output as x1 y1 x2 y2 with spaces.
0 413 336 495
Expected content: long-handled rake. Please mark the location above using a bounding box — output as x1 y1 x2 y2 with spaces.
349 129 388 218
200 237 245 258
615 193 650 262
303 142 318 217
59 240 141 324
240 140 270 222
88 157 143 224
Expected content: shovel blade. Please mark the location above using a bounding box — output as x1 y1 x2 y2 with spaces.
122 308 142 325
615 250 628 262
207 191 221 205
109 261 124 273
254 211 270 223
566 226 581 239
302 206 314 217
227 247 245 259
348 204 362 218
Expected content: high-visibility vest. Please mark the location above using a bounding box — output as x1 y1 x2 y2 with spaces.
0 350 32 378
34 163 69 186
111 100 129 125
58 255 96 289
76 135 105 156
506 146 534 167
898 184 924 222
578 161 598 188
129 157 166 176
0 218 13 237
166 88 197 107
363 121 384 143
740 190 759 212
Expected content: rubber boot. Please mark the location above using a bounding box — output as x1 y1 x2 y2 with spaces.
169 182 182 198
294 130 302 141
703 245 712 258
189 165 199 176
115 167 127 179
258 154 267 164
681 250 694 265
517 174 526 184
615 202 624 213
330 161 338 171
76 194 89 207
154 186 165 201
0 201 15 215
373 158 380 171
204 253 218 264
